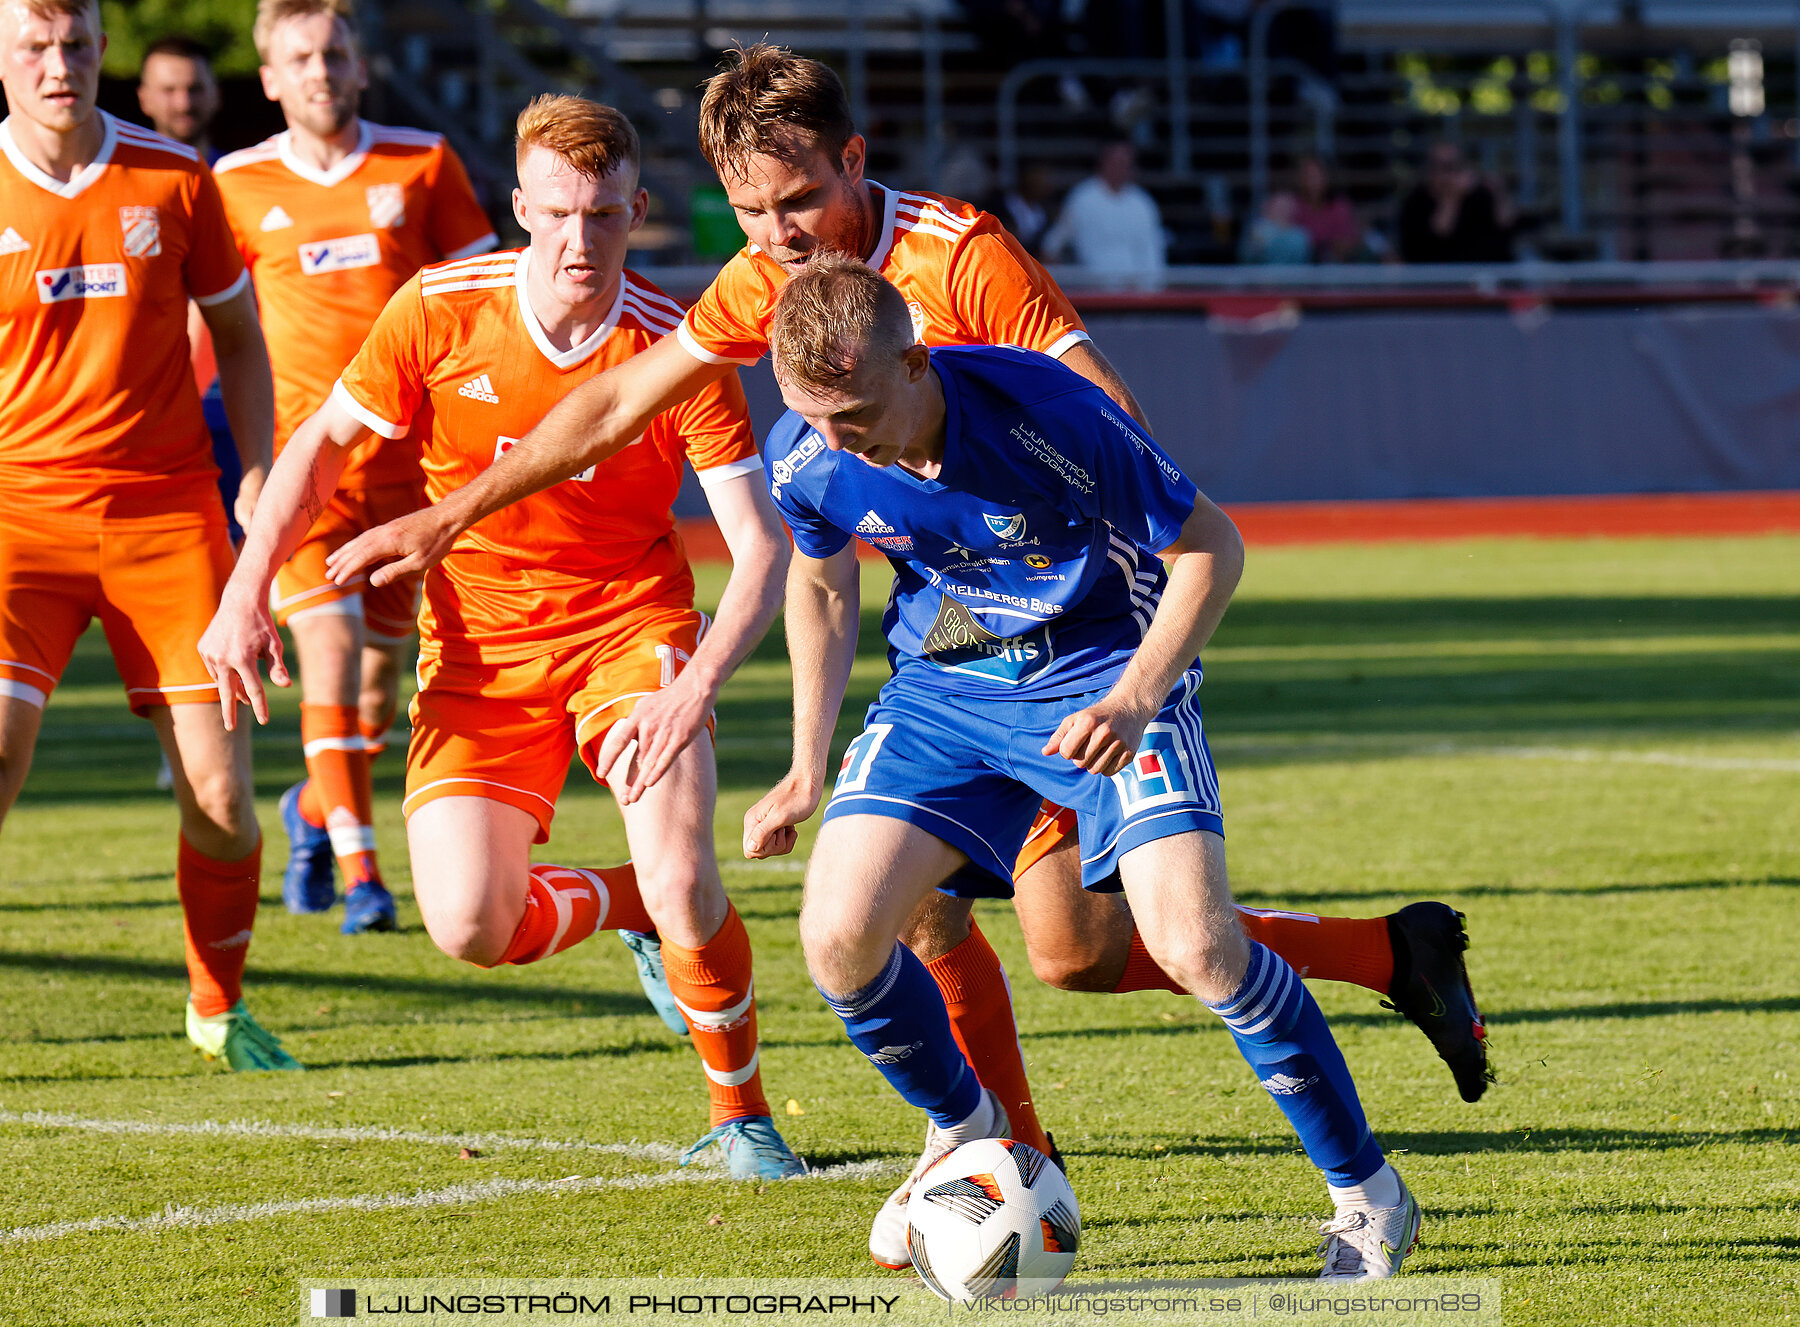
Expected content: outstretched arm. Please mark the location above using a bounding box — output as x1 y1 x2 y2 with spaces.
742 544 862 859
326 333 732 589
197 394 371 728
1043 495 1244 776
597 471 792 804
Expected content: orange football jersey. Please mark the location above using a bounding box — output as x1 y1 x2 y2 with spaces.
214 122 496 488
679 184 1090 365
334 251 760 661
0 112 247 525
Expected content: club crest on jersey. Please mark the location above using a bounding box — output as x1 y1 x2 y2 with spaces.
36 263 126 303
906 299 927 342
119 206 160 258
983 512 1027 541
495 435 594 483
299 232 380 275
366 182 406 229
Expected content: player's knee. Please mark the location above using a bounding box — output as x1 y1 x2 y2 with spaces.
1028 947 1117 993
180 767 257 854
425 913 509 968
797 900 878 997
1142 925 1248 1004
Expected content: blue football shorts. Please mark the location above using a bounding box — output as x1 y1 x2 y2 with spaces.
821 666 1224 897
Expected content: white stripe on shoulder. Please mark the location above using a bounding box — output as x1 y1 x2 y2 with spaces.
620 295 681 335
211 141 280 174
114 123 199 163
896 193 974 231
420 276 513 298
622 278 687 322
898 222 968 246
421 252 518 281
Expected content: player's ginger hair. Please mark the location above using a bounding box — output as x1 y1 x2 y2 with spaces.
11 0 100 24
698 42 855 182
769 253 918 392
515 93 639 179
253 0 356 62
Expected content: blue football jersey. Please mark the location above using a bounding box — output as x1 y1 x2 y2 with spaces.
764 345 1199 700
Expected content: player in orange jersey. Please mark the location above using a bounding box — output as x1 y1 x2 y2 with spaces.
200 95 805 1177
0 0 299 1070
330 48 1488 1209
210 0 499 934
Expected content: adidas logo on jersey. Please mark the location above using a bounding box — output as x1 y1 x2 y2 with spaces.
0 227 30 255
457 373 499 404
855 510 895 535
260 205 294 231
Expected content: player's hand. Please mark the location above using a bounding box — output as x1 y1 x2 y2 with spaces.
234 463 267 533
197 593 290 730
326 506 456 589
743 775 823 860
1042 698 1151 777
595 673 715 805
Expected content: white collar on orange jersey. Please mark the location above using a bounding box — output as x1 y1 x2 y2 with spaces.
276 119 374 188
0 108 119 200
515 247 627 370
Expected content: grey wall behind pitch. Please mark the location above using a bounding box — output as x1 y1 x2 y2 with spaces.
675 302 1800 514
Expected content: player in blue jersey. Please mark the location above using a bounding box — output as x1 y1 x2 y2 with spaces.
743 255 1424 1281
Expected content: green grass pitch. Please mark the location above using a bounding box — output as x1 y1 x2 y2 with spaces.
2 534 1797 1325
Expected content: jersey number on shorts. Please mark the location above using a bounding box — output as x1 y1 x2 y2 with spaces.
1110 724 1199 815
833 724 893 796
653 643 691 688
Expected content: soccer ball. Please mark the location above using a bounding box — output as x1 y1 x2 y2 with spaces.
905 1138 1080 1302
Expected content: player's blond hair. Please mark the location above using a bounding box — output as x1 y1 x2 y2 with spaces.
16 0 101 25
769 253 917 391
515 94 639 180
698 43 855 182
253 0 356 62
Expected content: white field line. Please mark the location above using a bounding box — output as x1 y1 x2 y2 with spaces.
0 1110 683 1162
0 1157 900 1246
1427 743 1800 773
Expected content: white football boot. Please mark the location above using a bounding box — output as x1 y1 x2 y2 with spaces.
869 1088 1010 1270
1317 1172 1423 1281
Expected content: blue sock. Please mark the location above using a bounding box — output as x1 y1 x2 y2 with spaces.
1208 941 1386 1186
820 943 983 1128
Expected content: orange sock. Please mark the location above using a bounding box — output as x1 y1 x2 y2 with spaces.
177 835 261 1017
924 922 1053 1157
300 703 379 885
661 904 770 1126
1236 907 1394 993
498 862 651 965
1113 910 1397 996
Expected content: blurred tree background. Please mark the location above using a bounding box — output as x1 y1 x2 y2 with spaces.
101 0 262 76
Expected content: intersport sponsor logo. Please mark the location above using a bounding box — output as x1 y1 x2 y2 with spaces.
299 233 380 276
36 263 127 303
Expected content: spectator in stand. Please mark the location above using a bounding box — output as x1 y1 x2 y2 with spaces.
989 163 1056 257
1043 140 1166 288
1290 153 1362 262
138 34 223 163
1239 191 1311 264
1398 140 1515 264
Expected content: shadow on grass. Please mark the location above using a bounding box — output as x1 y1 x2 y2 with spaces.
0 949 648 1016
1077 1124 1798 1163
303 1038 682 1072
1230 876 1800 908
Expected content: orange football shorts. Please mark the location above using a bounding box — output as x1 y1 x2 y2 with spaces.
0 507 231 716
1014 801 1078 878
270 482 424 645
403 604 713 842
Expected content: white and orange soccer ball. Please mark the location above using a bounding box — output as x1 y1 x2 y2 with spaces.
905 1138 1080 1303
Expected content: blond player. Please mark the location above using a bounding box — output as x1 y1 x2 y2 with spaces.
200 95 804 1177
211 0 498 933
0 0 298 1069
328 46 1488 1254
